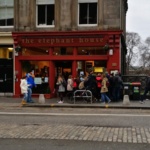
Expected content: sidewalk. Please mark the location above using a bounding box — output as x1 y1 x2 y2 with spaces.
0 96 150 109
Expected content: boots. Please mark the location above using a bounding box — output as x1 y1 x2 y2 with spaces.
21 99 26 105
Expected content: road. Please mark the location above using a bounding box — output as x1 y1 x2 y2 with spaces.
0 107 150 149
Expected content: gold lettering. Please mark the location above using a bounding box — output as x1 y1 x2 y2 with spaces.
100 38 103 42
46 39 50 43
90 38 94 43
38 39 42 43
42 38 46 43
79 38 84 43
50 39 55 45
61 39 65 43
65 39 70 43
84 38 89 43
56 39 60 43
71 38 74 43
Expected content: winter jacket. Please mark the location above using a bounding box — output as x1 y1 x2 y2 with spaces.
26 74 36 89
101 77 108 93
56 78 65 92
20 79 28 94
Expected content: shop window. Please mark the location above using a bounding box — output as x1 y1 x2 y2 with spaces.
22 47 49 56
36 0 55 27
21 61 50 94
78 0 97 25
0 0 14 27
53 47 73 55
0 46 13 58
77 47 107 55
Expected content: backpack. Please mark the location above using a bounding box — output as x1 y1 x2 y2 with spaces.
62 79 67 87
78 81 84 89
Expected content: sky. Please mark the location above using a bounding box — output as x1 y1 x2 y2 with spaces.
126 0 150 41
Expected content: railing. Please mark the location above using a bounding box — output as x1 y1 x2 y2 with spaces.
73 90 92 104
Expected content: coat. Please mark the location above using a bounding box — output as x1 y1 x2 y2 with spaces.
20 79 28 94
56 78 65 92
101 77 108 93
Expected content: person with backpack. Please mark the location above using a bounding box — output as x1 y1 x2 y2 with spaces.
56 74 66 103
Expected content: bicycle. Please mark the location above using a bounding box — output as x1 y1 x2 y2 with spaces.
73 88 93 104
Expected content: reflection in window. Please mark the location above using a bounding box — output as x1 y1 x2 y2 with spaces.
22 47 49 56
0 0 14 26
78 1 97 25
77 47 107 55
36 0 55 26
21 60 50 94
53 47 73 55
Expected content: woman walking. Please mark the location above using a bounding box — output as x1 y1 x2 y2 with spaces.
101 73 111 104
56 74 66 103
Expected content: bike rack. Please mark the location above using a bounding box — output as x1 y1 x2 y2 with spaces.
73 90 92 104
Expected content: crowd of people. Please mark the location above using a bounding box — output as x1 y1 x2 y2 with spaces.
54 70 124 104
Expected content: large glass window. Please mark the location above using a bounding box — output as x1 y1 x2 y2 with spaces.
0 0 14 27
78 0 97 25
53 47 73 55
21 61 50 94
0 45 13 58
36 0 55 27
77 47 107 55
22 47 49 56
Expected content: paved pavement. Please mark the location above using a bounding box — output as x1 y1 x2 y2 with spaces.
0 96 150 144
0 96 150 109
0 123 150 144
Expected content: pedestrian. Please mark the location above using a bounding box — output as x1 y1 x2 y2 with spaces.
112 72 123 102
84 69 99 101
56 74 66 103
26 70 36 103
100 73 111 104
108 73 114 101
140 76 150 104
67 75 73 99
96 73 102 101
20 75 29 105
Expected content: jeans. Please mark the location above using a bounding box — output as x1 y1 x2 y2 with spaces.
27 88 33 102
113 87 120 101
101 93 110 103
23 93 28 102
141 87 149 101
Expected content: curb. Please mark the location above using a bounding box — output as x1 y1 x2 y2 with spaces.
22 103 150 109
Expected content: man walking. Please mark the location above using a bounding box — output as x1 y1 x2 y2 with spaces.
26 70 36 103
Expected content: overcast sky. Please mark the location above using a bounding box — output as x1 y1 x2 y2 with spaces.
126 0 150 41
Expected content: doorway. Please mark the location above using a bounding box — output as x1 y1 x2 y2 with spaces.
0 59 13 96
55 61 72 80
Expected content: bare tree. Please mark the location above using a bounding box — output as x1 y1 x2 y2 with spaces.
138 37 150 74
126 32 141 74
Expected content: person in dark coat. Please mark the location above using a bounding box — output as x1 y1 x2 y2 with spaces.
84 70 99 101
140 77 150 104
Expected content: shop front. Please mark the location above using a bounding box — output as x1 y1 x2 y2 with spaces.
12 30 122 98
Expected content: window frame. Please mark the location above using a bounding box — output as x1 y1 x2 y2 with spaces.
0 0 14 28
78 0 98 27
36 0 55 28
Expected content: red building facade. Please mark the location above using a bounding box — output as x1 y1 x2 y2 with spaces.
13 30 122 98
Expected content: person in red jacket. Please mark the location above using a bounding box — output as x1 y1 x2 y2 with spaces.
96 73 102 101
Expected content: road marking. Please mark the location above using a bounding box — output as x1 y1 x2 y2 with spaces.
0 112 150 117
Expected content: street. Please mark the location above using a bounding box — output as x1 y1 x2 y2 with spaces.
0 107 150 149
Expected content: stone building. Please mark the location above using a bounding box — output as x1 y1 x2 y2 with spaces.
0 0 128 97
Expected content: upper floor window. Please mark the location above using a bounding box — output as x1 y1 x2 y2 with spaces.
78 0 97 26
0 0 14 27
36 0 55 27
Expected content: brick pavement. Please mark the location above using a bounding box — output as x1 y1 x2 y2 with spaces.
0 123 150 143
